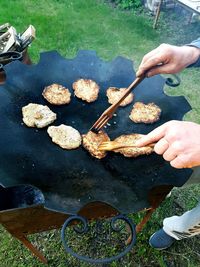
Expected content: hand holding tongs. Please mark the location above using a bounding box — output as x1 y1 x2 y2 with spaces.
90 72 146 132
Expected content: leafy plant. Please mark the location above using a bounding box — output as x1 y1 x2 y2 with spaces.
112 0 141 9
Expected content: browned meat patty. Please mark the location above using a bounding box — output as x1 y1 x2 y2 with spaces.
106 87 134 106
82 130 110 159
72 79 99 102
113 134 154 158
47 124 82 149
129 102 161 124
22 103 57 128
42 83 71 105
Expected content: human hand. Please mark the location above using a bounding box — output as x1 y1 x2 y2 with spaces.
136 43 200 77
135 120 200 169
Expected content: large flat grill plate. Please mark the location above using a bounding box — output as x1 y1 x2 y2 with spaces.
0 50 192 214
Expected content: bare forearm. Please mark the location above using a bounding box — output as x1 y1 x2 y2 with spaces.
186 38 200 67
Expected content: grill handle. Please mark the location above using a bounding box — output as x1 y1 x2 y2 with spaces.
165 74 181 87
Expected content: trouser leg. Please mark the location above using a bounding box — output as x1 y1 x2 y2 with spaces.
161 166 200 240
163 201 200 240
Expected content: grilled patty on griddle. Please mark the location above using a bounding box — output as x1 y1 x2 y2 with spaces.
72 79 99 103
47 124 82 149
82 130 110 159
106 87 134 106
22 103 57 128
42 83 71 105
129 102 161 124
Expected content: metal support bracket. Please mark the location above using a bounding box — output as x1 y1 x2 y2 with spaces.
61 214 136 264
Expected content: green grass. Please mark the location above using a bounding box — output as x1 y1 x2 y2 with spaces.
0 0 200 266
0 0 158 61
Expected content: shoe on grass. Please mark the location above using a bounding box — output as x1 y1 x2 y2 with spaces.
149 228 176 250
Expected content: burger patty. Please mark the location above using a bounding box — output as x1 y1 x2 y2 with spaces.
22 103 57 128
113 134 154 158
129 102 161 124
47 124 82 149
72 79 99 103
106 87 134 106
82 130 110 159
42 83 71 105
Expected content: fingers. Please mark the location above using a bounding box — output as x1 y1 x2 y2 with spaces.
146 63 177 77
170 156 187 169
155 142 186 169
162 142 182 161
137 48 158 74
163 147 177 161
136 124 167 147
137 51 166 77
137 56 164 77
154 139 187 169
154 138 169 155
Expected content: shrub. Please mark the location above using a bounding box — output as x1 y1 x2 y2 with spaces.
112 0 142 9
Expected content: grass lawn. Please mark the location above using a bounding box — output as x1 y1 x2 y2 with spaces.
0 0 200 266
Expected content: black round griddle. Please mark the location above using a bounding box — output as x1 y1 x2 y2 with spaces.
0 50 192 215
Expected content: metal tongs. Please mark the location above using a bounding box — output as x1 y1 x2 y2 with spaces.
90 72 146 132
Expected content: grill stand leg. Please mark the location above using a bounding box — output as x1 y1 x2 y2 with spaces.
153 0 162 29
136 208 155 233
126 208 155 245
127 185 173 244
10 232 48 264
